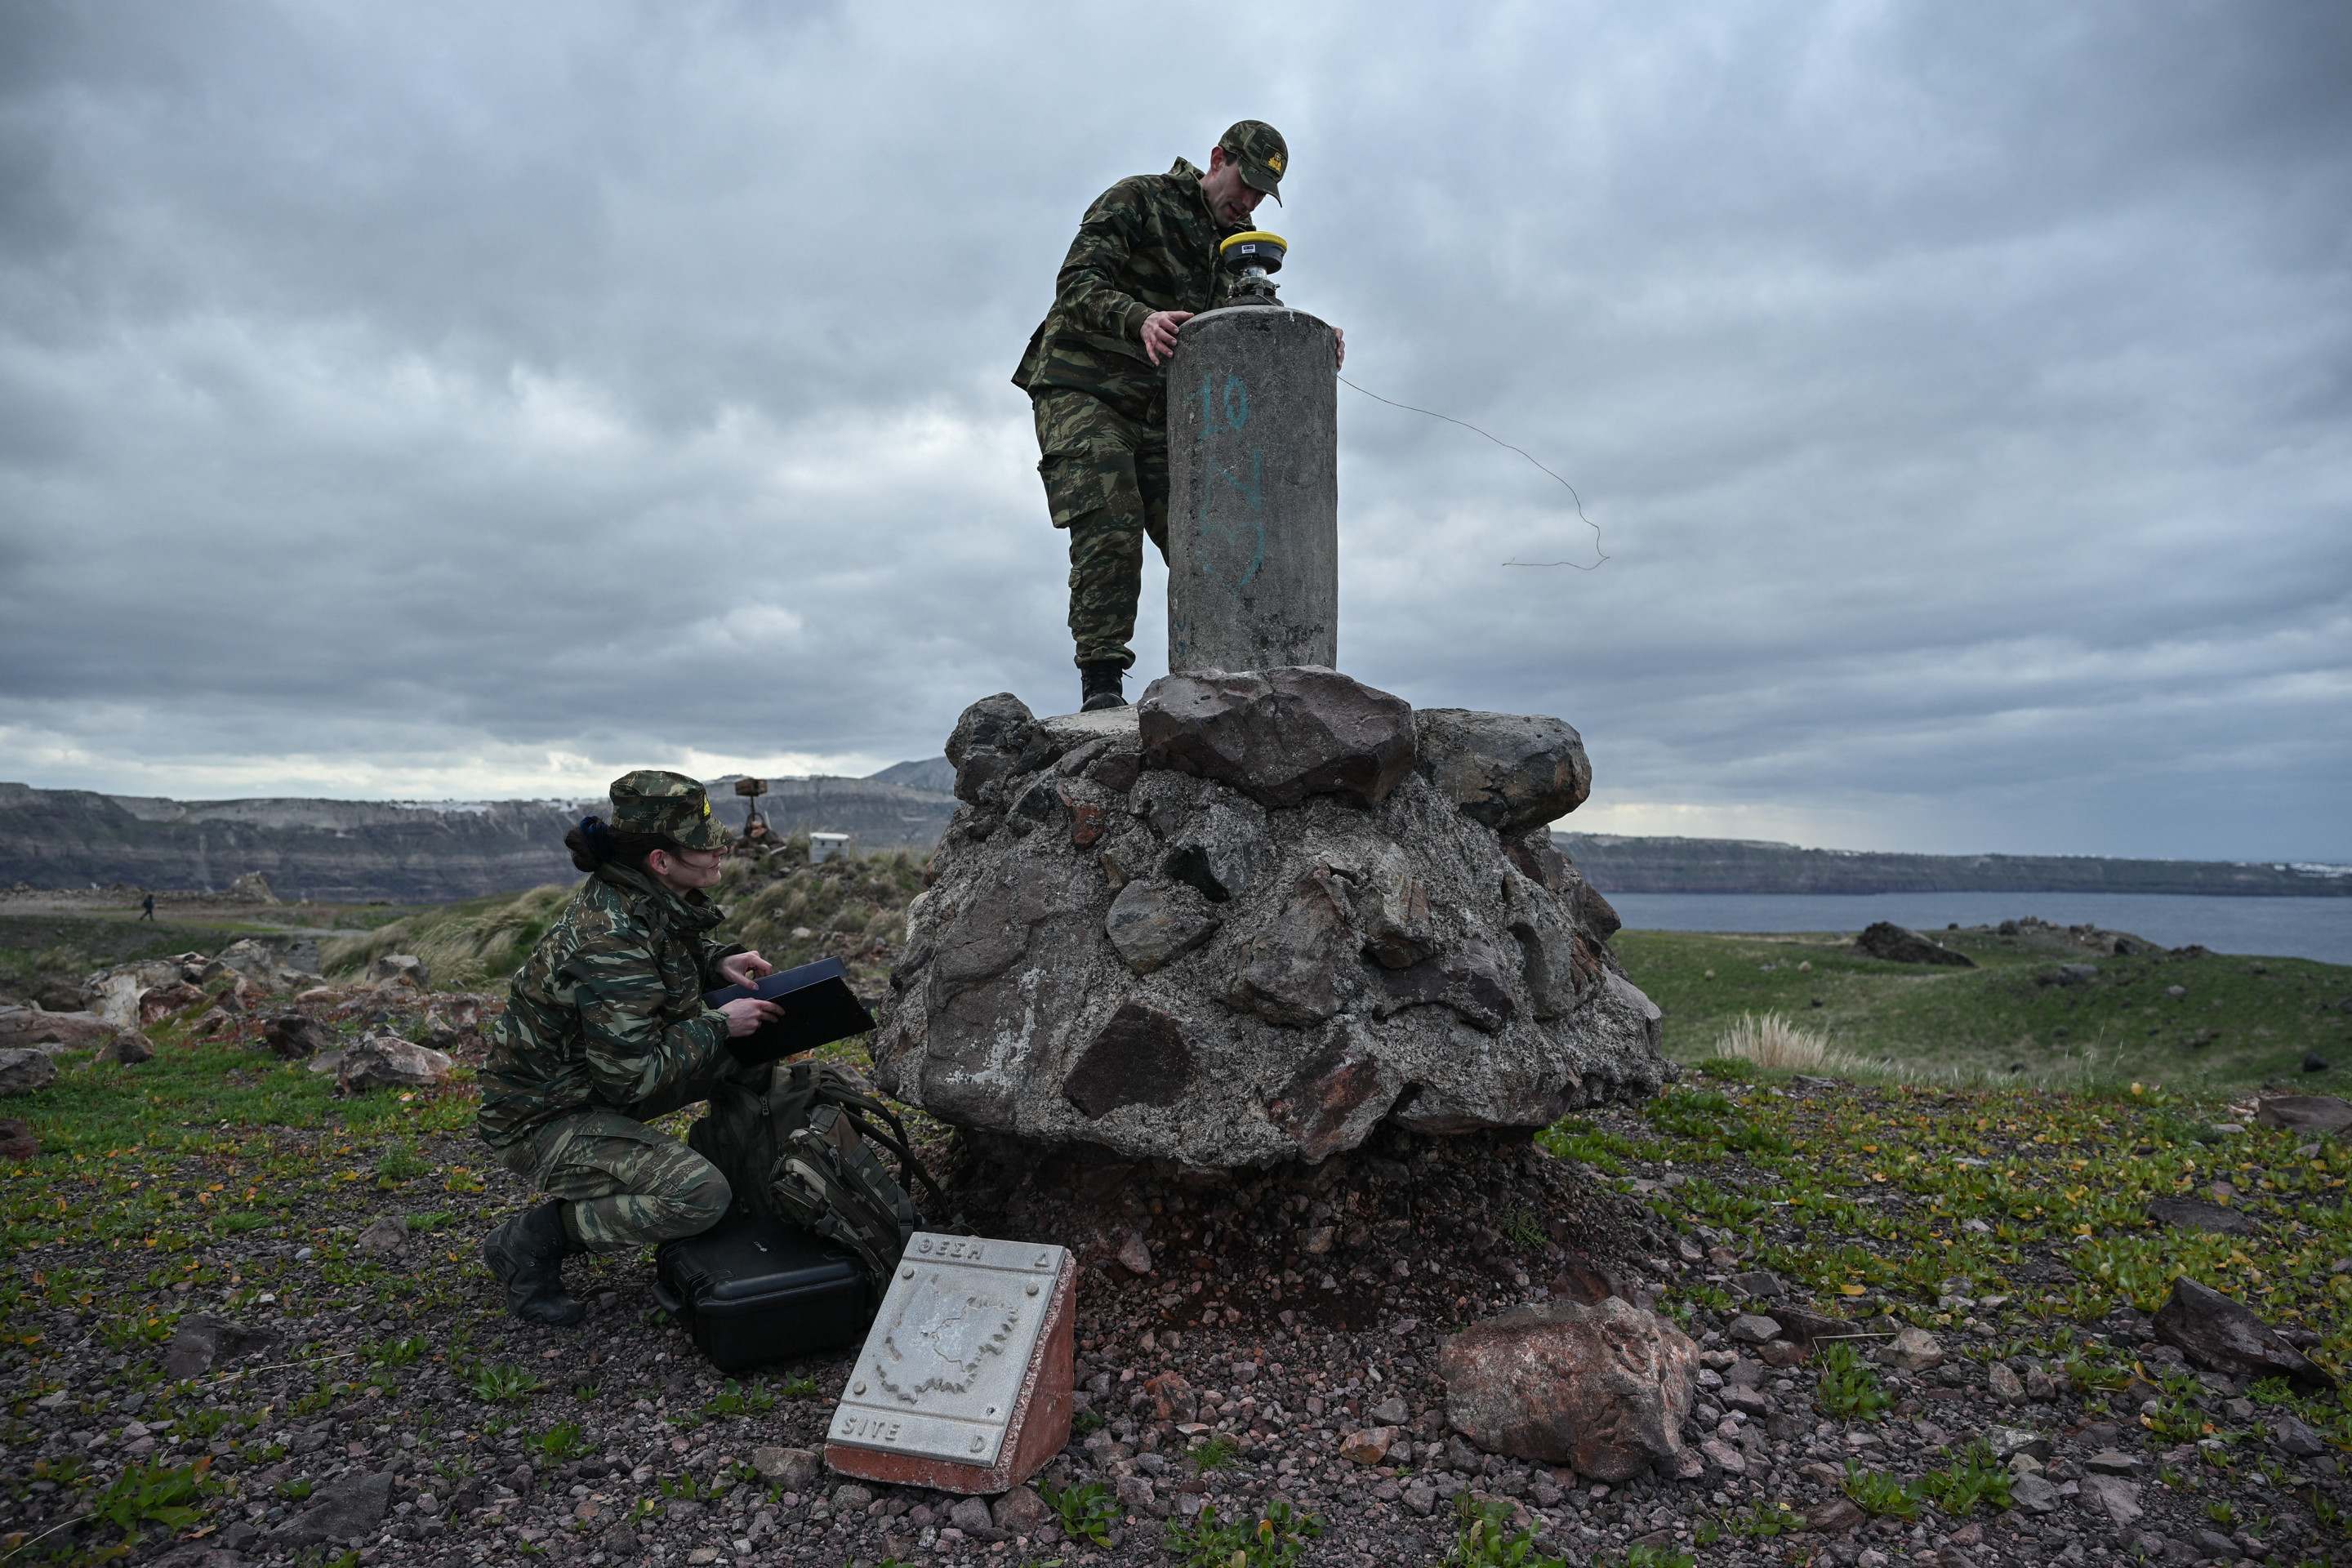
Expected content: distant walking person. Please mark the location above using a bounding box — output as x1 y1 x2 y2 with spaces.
139 893 154 921
1013 120 1342 713
474 771 783 1327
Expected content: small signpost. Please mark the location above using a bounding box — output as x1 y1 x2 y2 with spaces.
823 1233 1075 1494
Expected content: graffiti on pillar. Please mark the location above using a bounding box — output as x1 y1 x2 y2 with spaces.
1192 371 1267 591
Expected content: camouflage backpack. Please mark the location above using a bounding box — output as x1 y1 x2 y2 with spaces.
688 1058 943 1295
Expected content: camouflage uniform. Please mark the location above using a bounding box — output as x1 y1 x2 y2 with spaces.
477 773 755 1254
1014 122 1290 670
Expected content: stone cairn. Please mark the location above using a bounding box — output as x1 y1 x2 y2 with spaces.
879 301 1664 1169
871 666 1666 1169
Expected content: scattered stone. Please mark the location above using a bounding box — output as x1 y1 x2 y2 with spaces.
0 1048 58 1096
1806 1495 1864 1533
1439 1296 1696 1481
2084 1449 2143 1475
2037 964 2099 987
2153 1276 2336 1388
991 1484 1049 1536
273 1471 393 1548
1880 1326 1944 1370
100 1029 155 1065
336 1033 453 1094
1726 1313 1781 1345
354 1215 408 1257
2011 1473 2060 1514
1985 1427 2052 1463
1339 1426 1396 1464
1116 1232 1152 1276
0 1116 34 1160
750 1446 820 1490
2303 1051 2332 1073
1699 1437 1745 1474
2272 1414 2327 1457
163 1315 282 1380
368 954 430 989
947 1495 997 1537
264 1013 338 1060
2079 1473 2143 1531
1138 666 1417 810
1987 1363 2025 1402
2254 1095 2352 1136
0 1007 123 1052
1853 922 1975 967
137 980 207 1025
2146 1196 2256 1236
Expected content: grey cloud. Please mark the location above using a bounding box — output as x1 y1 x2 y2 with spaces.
1 0 2345 862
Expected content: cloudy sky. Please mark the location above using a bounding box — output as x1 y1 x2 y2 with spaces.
2 2 2345 861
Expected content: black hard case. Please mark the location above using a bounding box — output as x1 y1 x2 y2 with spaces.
651 1214 871 1373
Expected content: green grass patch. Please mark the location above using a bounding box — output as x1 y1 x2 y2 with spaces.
1611 929 2349 1092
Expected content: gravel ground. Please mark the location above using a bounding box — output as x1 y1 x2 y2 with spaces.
4 1067 2346 1567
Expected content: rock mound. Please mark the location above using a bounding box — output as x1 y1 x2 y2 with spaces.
873 671 1666 1169
1853 921 1975 967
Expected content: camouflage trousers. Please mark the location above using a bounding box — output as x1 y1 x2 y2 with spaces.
1032 388 1169 670
493 1063 771 1253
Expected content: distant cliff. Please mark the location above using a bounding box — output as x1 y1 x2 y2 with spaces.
8 772 2342 904
1555 833 2352 898
0 775 957 902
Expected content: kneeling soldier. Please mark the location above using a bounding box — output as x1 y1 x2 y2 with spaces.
474 770 782 1326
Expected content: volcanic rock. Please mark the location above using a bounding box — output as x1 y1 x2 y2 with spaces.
82 959 185 1026
2152 1276 2335 1389
274 1472 393 1548
1412 709 1592 833
0 1048 58 1096
336 1032 454 1094
368 953 429 989
1137 666 1414 810
0 1006 124 1052
2146 1196 2256 1236
264 1013 337 1060
100 1029 155 1065
1854 922 1976 967
0 1117 35 1160
163 1314 280 1379
2254 1094 2352 1137
1438 1296 1696 1480
876 686 1664 1167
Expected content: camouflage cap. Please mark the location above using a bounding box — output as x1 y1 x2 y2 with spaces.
607 769 730 852
1218 119 1288 207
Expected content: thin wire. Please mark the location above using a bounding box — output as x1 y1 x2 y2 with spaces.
1338 375 1610 570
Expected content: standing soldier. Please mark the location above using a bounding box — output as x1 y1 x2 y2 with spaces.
1014 120 1342 713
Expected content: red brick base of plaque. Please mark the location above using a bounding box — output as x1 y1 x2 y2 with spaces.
825 1260 1075 1495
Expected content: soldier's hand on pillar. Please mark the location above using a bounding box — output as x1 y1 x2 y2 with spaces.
1141 310 1195 365
1334 326 1346 371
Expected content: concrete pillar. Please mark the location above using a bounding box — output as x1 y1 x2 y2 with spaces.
1165 305 1339 674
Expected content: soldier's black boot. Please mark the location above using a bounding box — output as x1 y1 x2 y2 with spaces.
1079 661 1126 713
482 1200 586 1328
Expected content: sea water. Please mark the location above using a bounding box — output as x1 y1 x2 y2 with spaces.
1606 891 2352 967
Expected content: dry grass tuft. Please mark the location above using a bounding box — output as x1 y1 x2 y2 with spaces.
1716 1010 1835 1070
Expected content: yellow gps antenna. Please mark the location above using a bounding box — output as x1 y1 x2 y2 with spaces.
1220 230 1288 305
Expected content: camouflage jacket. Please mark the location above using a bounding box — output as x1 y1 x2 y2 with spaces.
1013 157 1233 423
476 862 744 1147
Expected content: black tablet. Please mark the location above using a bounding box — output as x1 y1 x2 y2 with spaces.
702 956 877 1065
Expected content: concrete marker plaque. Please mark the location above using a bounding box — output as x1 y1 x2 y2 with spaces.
824 1232 1075 1494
